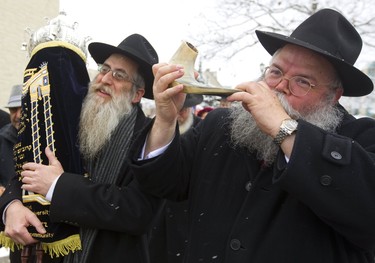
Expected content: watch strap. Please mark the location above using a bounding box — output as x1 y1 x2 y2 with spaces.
273 119 298 146
273 129 290 146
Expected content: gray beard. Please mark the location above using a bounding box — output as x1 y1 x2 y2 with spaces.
78 82 134 159
229 92 344 164
179 113 194 134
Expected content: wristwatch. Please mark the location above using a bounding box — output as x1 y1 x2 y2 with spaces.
273 119 298 146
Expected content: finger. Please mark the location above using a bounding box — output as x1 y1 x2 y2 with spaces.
21 181 35 193
155 64 185 91
21 173 31 183
22 162 39 171
4 207 43 245
5 228 35 246
10 230 40 246
45 147 64 173
233 81 253 91
45 147 57 165
20 170 29 178
163 83 184 98
152 63 168 75
26 213 46 234
228 81 270 103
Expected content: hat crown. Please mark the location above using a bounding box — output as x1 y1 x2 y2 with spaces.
6 84 22 108
117 34 158 66
291 9 362 66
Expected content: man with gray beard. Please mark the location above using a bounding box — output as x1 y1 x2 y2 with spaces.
129 9 375 263
78 77 136 159
3 34 162 263
230 90 344 165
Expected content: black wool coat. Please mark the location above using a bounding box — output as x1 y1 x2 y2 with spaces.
130 106 375 263
148 113 202 263
0 123 17 186
0 109 10 129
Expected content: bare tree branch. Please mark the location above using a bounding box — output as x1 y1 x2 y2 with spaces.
189 0 375 62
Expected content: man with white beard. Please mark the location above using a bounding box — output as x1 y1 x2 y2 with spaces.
128 9 375 263
2 34 161 263
177 94 203 135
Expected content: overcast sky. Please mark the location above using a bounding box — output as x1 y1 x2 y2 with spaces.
60 0 374 89
59 0 270 86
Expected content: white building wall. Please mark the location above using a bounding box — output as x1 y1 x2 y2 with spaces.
0 0 59 110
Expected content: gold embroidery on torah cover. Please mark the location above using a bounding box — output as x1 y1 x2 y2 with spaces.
0 42 89 258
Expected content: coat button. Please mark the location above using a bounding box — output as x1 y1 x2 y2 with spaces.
330 151 342 160
230 239 241 251
245 181 252 191
320 175 332 186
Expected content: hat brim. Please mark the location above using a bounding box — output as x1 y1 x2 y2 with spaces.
5 102 21 108
88 42 154 99
256 30 373 97
183 94 203 108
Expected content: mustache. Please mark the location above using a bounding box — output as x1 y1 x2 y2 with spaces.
90 83 114 97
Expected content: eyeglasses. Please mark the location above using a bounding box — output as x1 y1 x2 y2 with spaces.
263 66 316 97
98 64 137 85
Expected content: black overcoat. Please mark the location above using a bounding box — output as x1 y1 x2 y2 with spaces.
0 123 17 186
131 106 375 263
148 114 202 263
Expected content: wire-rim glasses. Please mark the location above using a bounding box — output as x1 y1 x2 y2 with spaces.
263 66 316 97
98 64 137 85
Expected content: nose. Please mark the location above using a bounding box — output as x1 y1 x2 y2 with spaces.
99 70 114 84
274 78 291 95
15 108 21 119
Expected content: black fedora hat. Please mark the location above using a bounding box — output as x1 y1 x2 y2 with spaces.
88 34 158 99
183 94 203 108
256 8 373 97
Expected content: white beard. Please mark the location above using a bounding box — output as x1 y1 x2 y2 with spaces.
229 92 344 164
78 82 135 159
179 113 194 134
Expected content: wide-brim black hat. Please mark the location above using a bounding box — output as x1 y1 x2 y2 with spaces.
256 8 373 97
183 94 203 108
88 34 158 99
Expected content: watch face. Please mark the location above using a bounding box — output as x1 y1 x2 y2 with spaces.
282 119 298 134
273 119 298 146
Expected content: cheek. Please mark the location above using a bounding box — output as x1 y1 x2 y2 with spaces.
11 117 19 129
112 89 121 98
95 75 103 83
113 84 128 99
285 96 311 113
285 96 301 109
10 113 17 122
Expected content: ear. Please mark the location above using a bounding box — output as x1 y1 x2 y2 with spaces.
132 88 145 103
333 87 344 103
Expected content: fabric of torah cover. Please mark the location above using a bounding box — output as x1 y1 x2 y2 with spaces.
1 41 89 258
